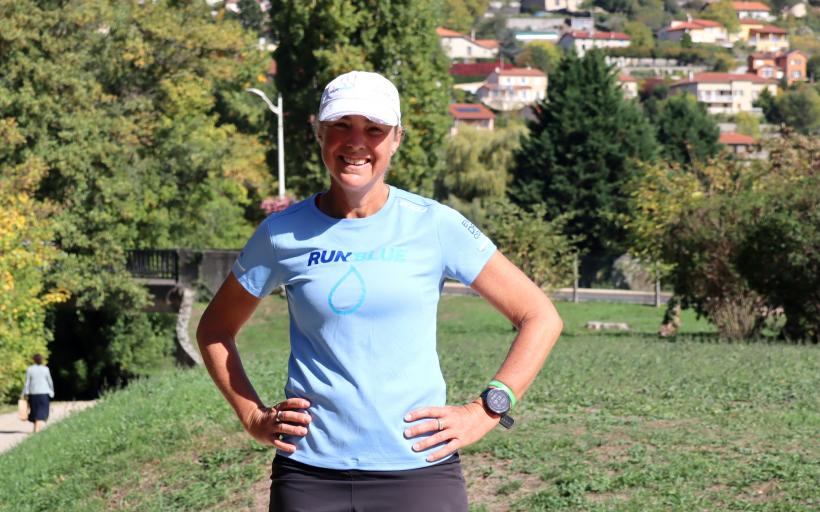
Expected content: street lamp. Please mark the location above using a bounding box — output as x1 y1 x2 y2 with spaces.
246 88 285 198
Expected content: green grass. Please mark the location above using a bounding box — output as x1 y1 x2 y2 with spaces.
1 297 817 511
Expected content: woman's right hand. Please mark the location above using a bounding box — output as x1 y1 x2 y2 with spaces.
244 397 312 452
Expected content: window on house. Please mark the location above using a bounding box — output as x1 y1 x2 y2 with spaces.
793 71 801 78
763 68 772 77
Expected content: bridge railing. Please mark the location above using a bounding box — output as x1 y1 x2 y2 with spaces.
127 250 179 281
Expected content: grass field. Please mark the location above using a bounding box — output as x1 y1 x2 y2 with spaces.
1 296 817 511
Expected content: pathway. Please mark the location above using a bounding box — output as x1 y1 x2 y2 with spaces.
0 400 97 455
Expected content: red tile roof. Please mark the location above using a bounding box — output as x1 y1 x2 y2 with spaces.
720 133 757 145
449 62 501 77
476 39 500 49
739 18 765 25
449 103 496 120
436 27 463 37
619 74 637 82
565 30 630 41
731 2 771 11
750 25 788 34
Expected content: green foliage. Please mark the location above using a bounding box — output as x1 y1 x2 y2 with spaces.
443 0 490 33
438 122 527 202
624 20 655 49
699 0 740 34
736 137 820 343
511 51 657 283
514 41 563 75
0 0 271 397
651 93 721 165
481 201 578 290
0 160 68 401
624 133 819 341
228 0 267 35
270 0 452 197
733 112 761 138
773 84 820 135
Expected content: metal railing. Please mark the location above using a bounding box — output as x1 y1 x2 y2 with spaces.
126 250 179 281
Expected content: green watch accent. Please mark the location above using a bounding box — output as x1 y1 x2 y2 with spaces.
488 379 517 408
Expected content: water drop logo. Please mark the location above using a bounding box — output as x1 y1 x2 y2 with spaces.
328 265 366 315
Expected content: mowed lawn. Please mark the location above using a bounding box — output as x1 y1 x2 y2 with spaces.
0 295 817 511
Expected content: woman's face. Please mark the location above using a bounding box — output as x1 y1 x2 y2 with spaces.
317 115 401 193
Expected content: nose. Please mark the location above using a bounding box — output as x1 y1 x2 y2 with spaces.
343 126 367 149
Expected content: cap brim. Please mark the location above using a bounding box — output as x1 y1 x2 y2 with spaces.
318 98 400 126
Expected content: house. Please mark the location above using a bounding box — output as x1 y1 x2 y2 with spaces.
748 50 807 84
558 31 631 57
736 18 765 42
506 12 594 32
731 1 775 21
514 31 561 43
719 132 760 155
669 72 778 115
436 27 500 61
448 103 496 136
658 19 729 45
618 74 639 99
477 67 548 111
748 25 789 53
521 0 584 12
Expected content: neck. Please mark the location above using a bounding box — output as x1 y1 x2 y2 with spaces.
317 182 390 219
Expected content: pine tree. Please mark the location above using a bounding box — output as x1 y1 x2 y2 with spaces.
651 93 720 165
269 0 451 197
510 51 657 282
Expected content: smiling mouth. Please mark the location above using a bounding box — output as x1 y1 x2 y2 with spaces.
341 156 370 166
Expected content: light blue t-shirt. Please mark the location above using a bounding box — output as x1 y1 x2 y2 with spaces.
232 186 496 470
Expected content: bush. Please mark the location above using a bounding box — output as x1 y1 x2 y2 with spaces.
737 176 820 343
481 200 578 291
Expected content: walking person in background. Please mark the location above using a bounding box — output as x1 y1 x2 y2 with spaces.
197 71 563 511
23 354 54 433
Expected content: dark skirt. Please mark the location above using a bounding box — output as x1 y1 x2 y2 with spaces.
27 394 50 422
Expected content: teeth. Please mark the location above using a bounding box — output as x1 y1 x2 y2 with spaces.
342 157 368 165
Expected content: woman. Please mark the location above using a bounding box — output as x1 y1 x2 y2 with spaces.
23 354 55 433
197 71 563 511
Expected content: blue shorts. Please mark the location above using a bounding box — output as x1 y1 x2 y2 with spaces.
269 453 468 512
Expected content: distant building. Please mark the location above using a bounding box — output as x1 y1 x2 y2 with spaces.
670 72 778 115
521 0 583 12
719 132 760 156
731 1 775 21
477 67 548 111
506 12 594 32
658 19 729 45
736 18 765 42
558 30 630 57
748 50 808 85
515 31 561 43
618 75 639 99
748 25 789 53
448 103 496 136
436 27 500 61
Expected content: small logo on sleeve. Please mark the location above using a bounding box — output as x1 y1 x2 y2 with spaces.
461 219 483 240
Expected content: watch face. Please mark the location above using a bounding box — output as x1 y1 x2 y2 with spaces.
485 388 511 414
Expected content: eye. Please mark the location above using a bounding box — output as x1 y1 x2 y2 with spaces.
331 121 350 130
367 126 386 135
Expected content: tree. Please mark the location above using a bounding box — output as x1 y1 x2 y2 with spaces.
700 0 740 34
652 93 721 165
228 0 267 35
734 112 761 138
438 122 528 202
775 85 820 135
624 20 655 49
515 41 563 75
270 1 452 197
510 51 657 283
442 0 490 34
1 0 272 396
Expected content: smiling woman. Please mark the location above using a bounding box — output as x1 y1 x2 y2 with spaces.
196 71 564 512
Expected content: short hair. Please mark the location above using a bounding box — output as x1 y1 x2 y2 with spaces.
33 354 43 365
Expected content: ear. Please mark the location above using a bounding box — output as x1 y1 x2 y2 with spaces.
390 127 403 155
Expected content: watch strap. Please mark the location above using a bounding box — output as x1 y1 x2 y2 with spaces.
499 414 515 429
488 379 517 409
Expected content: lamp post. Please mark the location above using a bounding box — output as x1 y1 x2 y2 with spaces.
246 88 285 198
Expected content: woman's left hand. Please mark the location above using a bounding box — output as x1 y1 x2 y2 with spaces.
404 400 500 462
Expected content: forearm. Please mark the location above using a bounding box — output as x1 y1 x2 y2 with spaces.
198 333 265 426
490 309 562 401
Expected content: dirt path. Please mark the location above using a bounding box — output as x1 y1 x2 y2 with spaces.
0 400 97 455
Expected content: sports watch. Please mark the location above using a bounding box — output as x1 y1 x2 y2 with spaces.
480 380 516 429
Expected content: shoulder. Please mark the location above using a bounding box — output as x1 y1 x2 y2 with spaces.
257 196 317 236
390 188 450 219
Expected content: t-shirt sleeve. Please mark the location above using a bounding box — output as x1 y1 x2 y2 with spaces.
231 219 282 298
436 204 497 285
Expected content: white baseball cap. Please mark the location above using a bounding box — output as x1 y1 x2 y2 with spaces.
318 71 401 127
